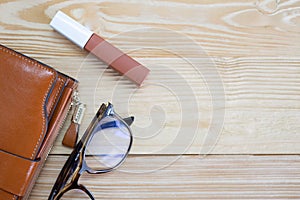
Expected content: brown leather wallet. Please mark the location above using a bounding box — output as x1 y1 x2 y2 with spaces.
0 44 78 200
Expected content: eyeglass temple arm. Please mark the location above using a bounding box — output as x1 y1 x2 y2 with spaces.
123 116 134 126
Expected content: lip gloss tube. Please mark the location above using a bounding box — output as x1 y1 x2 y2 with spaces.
50 11 150 86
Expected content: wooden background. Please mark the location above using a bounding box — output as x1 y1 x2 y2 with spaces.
0 0 300 199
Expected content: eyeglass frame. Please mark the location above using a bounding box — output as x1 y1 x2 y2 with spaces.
48 102 133 200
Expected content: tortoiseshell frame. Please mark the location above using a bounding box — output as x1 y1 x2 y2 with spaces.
48 103 133 200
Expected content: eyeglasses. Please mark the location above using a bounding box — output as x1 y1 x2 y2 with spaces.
48 103 133 200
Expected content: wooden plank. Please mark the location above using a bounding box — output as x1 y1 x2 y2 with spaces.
44 57 299 155
0 0 300 58
30 155 300 199
0 0 299 154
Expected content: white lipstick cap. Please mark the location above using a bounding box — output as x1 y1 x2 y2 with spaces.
50 11 93 49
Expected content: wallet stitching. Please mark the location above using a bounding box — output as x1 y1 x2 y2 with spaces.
48 77 64 117
0 46 55 160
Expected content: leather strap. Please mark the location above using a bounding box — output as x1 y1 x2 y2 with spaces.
0 151 39 196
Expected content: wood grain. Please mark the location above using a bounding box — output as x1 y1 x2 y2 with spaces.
46 56 299 155
0 0 299 154
0 0 300 198
30 155 300 199
0 0 300 58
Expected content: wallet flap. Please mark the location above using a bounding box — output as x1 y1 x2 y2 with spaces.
0 151 39 196
0 45 57 160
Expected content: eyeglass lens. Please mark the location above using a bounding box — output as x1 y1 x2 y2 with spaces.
85 114 131 171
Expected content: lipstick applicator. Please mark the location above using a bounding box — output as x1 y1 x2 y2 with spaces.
50 11 150 86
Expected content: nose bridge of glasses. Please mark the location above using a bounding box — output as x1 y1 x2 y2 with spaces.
78 184 95 200
54 181 94 200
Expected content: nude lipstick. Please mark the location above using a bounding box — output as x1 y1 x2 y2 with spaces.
50 11 150 86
